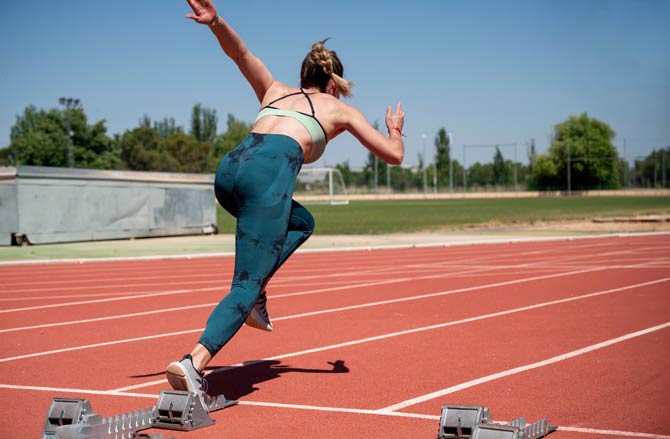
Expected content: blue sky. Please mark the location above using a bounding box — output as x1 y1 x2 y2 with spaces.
1 0 668 168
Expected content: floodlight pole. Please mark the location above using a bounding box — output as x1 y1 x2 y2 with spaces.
386 163 391 194
432 142 437 194
462 144 467 192
422 134 427 194
623 137 628 189
567 142 571 195
59 97 80 168
663 147 667 188
448 132 453 192
514 142 518 191
374 155 378 195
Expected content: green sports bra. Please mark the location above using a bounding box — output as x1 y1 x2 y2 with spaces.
255 89 328 164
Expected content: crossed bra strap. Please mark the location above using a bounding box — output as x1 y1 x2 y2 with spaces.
265 88 317 116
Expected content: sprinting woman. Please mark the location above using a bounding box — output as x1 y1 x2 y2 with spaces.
167 0 405 406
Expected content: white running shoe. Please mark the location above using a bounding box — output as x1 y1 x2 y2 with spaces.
166 354 209 409
245 290 273 331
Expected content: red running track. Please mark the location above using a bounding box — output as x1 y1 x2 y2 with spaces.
1 234 669 438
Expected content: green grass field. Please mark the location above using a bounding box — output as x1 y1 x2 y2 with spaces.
218 196 670 235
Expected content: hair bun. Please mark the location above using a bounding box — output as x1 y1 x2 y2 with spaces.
301 38 354 97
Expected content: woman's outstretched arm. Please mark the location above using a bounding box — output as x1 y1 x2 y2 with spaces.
344 102 405 165
185 0 273 102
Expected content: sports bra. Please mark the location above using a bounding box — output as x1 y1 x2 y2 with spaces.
255 88 328 163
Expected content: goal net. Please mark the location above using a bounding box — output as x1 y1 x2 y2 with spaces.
294 167 350 205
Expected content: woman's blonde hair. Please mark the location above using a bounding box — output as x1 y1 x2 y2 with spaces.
300 39 353 97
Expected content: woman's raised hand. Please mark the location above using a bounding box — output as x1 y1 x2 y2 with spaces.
185 0 218 24
386 102 405 136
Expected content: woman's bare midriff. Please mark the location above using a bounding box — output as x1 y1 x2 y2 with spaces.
251 116 314 161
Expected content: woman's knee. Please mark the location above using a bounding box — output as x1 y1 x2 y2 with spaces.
291 203 314 236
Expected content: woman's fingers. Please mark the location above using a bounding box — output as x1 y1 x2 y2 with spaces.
186 0 199 12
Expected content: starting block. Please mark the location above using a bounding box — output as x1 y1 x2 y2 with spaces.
437 405 556 439
437 405 493 438
43 398 100 437
471 417 556 439
42 390 238 439
153 390 237 431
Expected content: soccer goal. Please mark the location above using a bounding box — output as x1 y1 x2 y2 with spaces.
295 167 350 205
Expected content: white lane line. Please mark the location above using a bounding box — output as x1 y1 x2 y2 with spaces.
0 328 204 364
0 384 667 437
0 264 532 331
2 270 661 365
0 255 568 315
0 303 216 333
0 235 653 299
0 265 601 336
0 383 155 399
109 277 669 392
378 322 670 412
0 286 224 314
555 426 670 438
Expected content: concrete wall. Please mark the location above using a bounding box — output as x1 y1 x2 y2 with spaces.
0 166 216 245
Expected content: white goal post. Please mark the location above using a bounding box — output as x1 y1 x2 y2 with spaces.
294 167 350 205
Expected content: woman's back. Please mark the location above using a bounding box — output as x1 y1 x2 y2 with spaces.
252 82 347 163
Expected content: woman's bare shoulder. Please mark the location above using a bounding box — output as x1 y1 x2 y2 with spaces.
260 81 291 105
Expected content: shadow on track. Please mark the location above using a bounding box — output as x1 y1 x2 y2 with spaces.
129 359 349 400
206 360 349 400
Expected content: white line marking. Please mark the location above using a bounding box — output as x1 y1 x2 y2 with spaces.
0 286 223 314
0 266 611 358
0 383 155 399
556 425 670 438
236 400 439 420
378 322 670 412
0 328 204 363
0 383 667 437
108 277 669 392
0 263 558 331
0 303 216 333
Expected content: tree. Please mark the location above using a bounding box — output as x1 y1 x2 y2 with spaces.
211 114 252 169
492 146 509 186
362 121 387 190
154 117 183 139
530 113 620 190
633 147 670 188
434 128 451 187
2 105 120 169
190 104 218 143
5 106 68 166
468 162 494 187
120 126 179 171
335 161 354 187
164 132 212 173
527 138 536 172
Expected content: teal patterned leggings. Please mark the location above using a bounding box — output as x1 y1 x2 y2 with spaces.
199 133 314 356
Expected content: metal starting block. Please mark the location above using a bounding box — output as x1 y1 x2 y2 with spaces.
437 405 493 439
43 398 100 438
471 417 557 439
437 405 556 439
42 390 238 439
154 390 216 431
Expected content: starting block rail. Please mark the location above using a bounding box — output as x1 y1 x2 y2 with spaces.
42 390 237 439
